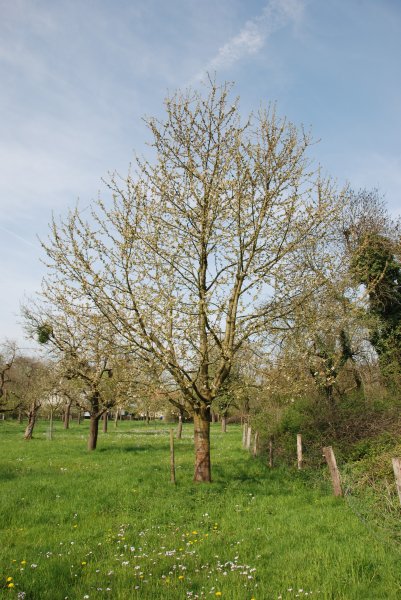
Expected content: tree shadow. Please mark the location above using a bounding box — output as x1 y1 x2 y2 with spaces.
97 444 154 453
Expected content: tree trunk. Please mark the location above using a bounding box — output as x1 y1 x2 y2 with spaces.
77 409 81 425
114 409 119 428
176 413 183 439
146 410 150 424
88 414 100 450
24 410 37 440
193 407 211 483
221 415 227 433
64 400 72 429
49 408 54 440
103 410 108 433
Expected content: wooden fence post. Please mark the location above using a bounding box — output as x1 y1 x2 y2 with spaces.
253 432 259 457
297 433 303 470
170 429 176 484
322 446 342 497
392 458 401 506
242 423 248 448
246 426 252 450
268 436 274 468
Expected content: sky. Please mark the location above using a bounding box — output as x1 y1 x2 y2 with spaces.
1 0 401 348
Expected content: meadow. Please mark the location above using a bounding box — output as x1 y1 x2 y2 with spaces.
1 420 401 600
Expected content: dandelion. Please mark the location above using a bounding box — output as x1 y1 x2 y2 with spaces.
215 593 222 597
6 577 13 582
8 583 15 589
21 560 27 565
81 562 87 566
178 575 184 580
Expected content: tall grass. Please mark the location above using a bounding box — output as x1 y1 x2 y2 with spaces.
1 419 401 599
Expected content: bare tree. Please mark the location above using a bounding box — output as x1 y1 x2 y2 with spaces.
40 80 346 481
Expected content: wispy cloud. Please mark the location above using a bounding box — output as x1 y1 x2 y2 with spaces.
197 0 304 77
0 224 36 248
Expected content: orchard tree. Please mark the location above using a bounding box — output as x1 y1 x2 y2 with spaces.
40 80 346 481
23 305 120 450
0 341 17 412
9 356 54 439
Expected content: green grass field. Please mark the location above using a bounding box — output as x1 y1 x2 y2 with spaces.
1 419 401 599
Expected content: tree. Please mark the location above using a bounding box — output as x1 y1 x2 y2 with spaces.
8 355 55 440
23 306 120 450
351 231 401 383
0 341 17 412
346 189 401 385
40 80 346 481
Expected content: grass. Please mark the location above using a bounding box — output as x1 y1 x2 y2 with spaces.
1 419 401 599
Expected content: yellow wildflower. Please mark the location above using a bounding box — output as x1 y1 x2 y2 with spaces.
7 583 15 588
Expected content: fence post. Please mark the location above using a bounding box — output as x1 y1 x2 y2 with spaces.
170 429 176 484
268 436 274 468
297 433 303 470
392 458 401 506
246 426 252 450
322 446 342 497
253 432 259 457
242 423 248 448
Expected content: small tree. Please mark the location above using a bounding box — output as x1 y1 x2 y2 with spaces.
23 307 120 450
40 80 346 481
13 357 54 440
0 341 17 413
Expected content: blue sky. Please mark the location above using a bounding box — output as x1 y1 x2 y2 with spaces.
1 0 401 346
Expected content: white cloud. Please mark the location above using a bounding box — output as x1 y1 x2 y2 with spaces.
197 0 304 76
